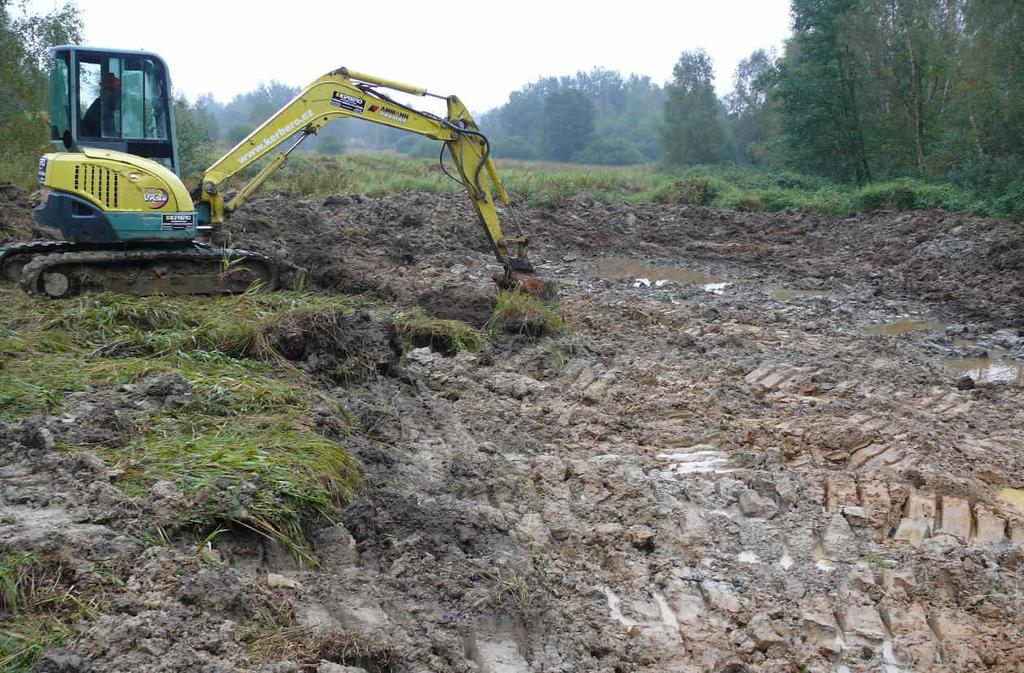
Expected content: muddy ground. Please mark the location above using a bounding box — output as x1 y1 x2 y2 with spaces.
2 187 1024 672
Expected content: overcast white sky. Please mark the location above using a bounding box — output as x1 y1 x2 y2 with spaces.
27 0 793 114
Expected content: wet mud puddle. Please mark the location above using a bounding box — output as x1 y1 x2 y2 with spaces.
771 287 833 301
594 258 732 294
944 354 1023 383
860 317 1019 381
942 335 1023 382
864 319 1022 382
1000 487 1024 516
863 319 946 336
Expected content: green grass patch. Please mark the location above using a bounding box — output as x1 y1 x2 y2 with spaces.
6 143 1013 218
164 146 1016 216
237 153 1008 217
393 308 486 355
99 417 360 563
487 291 565 337
250 153 663 208
0 552 109 672
0 287 372 559
852 179 975 213
653 176 720 205
26 289 364 359
246 625 398 671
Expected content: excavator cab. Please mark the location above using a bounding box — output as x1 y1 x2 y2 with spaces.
49 46 180 173
31 46 197 249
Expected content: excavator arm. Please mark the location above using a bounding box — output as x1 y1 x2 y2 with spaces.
198 68 533 274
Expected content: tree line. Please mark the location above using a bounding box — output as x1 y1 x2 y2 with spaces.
480 0 1021 211
662 0 1022 210
3 0 1022 213
0 0 81 184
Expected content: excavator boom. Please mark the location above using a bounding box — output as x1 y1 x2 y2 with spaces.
199 68 532 273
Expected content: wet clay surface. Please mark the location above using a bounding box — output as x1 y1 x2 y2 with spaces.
3 189 1024 672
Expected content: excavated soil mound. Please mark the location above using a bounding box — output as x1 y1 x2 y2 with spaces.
228 191 1024 323
0 182 36 242
259 309 400 383
2 189 1023 672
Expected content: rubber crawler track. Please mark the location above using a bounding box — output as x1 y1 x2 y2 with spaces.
18 245 279 297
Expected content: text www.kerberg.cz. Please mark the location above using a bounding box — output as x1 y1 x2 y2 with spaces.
237 110 315 165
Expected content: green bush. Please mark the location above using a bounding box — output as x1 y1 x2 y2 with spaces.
769 171 829 191
733 194 764 212
407 138 440 159
571 138 646 166
493 136 538 160
852 179 980 214
995 188 1024 220
855 181 919 211
317 135 344 155
655 177 718 205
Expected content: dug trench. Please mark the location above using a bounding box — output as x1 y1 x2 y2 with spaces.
1 185 1023 672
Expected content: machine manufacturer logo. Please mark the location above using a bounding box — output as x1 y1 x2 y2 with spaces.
37 157 48 185
161 213 195 231
331 91 365 113
237 110 315 165
369 104 409 124
143 188 169 209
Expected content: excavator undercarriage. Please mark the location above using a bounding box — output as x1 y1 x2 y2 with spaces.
3 241 275 298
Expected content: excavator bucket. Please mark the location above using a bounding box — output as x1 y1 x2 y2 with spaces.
494 268 559 303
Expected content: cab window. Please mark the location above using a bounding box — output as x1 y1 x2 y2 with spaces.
49 52 71 142
78 55 169 141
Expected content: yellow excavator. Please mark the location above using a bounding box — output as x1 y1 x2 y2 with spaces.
1 46 545 298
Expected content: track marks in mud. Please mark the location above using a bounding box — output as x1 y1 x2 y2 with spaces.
746 358 992 478
803 597 952 671
744 363 818 394
820 474 1022 548
600 581 737 648
599 578 958 671
890 490 1020 547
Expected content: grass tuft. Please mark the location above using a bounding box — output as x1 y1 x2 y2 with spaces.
393 308 486 355
654 177 719 205
0 552 112 672
100 418 360 563
247 625 398 672
488 291 565 337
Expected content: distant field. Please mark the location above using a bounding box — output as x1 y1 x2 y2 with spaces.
255 153 1010 218
4 148 1015 219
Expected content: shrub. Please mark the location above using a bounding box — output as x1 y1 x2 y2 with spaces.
493 136 538 160
487 291 564 337
407 138 440 159
855 181 918 212
393 308 486 355
733 194 763 212
571 138 646 166
655 177 718 205
995 188 1024 220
